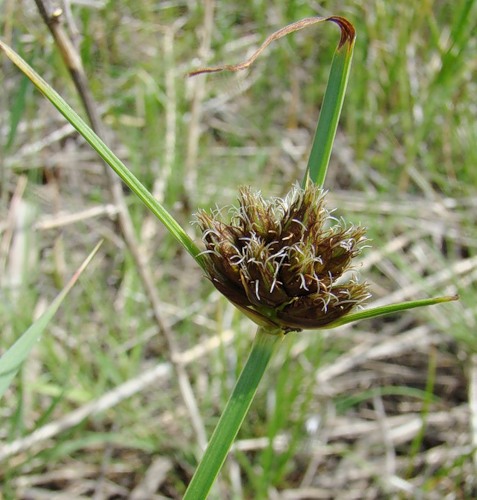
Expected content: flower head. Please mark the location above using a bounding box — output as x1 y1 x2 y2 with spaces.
195 182 370 333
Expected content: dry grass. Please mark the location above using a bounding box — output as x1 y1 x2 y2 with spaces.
1 1 476 498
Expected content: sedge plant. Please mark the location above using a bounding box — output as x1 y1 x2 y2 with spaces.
0 15 458 498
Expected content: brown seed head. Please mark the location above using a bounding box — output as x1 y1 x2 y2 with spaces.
195 182 370 332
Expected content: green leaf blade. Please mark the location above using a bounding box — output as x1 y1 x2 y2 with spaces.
0 242 101 399
305 17 356 187
0 39 205 269
324 295 459 329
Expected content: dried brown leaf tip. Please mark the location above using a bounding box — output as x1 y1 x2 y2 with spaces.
195 182 370 333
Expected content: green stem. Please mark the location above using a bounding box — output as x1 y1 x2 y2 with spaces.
305 34 355 187
183 328 283 499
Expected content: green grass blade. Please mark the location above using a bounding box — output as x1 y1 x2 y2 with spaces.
6 70 30 151
0 39 204 269
183 328 283 499
305 17 356 187
188 15 355 189
0 242 102 399
324 295 459 329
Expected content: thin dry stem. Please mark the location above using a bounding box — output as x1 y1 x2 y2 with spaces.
0 175 28 277
34 204 119 231
33 0 208 452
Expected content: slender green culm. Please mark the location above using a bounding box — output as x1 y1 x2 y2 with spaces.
183 328 283 499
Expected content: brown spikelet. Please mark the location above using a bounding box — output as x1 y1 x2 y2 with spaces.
195 182 370 333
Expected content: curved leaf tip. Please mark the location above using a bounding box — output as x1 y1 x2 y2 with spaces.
327 16 356 49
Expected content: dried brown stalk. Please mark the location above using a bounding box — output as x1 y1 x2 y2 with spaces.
33 0 208 452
